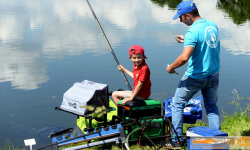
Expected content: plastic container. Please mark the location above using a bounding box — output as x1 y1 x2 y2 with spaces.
187 126 229 150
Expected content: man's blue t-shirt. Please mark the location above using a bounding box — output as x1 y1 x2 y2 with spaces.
184 18 220 79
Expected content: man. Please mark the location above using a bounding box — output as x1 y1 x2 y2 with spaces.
166 1 220 148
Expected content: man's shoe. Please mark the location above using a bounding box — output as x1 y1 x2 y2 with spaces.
171 141 182 148
164 141 182 149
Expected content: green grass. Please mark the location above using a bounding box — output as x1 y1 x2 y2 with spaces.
0 139 26 150
220 89 250 136
221 111 250 136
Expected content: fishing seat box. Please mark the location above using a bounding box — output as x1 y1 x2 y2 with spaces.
187 126 229 150
117 99 161 119
117 99 163 141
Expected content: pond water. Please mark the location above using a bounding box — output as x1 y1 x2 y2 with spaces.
1 0 250 148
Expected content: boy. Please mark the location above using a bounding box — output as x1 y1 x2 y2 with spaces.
112 45 151 105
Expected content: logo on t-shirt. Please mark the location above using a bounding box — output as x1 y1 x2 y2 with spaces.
136 73 139 78
205 26 219 48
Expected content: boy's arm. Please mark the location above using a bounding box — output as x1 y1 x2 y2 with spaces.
121 80 144 104
118 65 134 78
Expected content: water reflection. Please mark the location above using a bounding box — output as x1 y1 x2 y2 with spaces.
217 0 250 25
211 0 250 57
0 0 250 148
0 0 146 90
1 0 250 91
0 45 49 90
151 0 182 9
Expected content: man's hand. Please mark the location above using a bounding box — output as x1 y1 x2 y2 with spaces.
175 35 184 43
167 64 177 74
121 98 131 104
118 65 125 71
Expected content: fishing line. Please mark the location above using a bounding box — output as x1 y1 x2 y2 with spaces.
86 0 132 91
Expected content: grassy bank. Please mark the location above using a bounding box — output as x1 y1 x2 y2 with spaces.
3 113 250 150
4 90 250 150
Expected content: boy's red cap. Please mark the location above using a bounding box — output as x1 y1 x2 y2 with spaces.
128 45 147 59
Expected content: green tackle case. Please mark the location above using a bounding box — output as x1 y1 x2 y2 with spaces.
117 99 161 119
130 118 164 140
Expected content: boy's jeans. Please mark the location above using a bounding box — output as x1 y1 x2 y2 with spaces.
171 72 220 142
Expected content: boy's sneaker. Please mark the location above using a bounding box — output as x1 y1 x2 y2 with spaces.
164 140 182 149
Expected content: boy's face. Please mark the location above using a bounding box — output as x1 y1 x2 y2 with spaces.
130 54 144 67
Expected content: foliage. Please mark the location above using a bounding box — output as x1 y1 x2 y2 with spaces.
79 105 108 118
0 139 26 150
220 89 250 136
226 89 250 115
217 0 250 25
150 0 183 9
221 111 250 136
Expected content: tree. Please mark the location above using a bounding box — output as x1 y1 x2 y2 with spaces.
217 0 250 25
151 0 183 9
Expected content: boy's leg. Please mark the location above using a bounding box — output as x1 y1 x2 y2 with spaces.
123 91 133 98
112 91 124 105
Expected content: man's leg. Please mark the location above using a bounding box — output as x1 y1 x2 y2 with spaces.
172 74 203 142
201 73 220 130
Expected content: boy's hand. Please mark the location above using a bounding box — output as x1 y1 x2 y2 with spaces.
118 65 125 71
121 98 131 104
175 35 184 43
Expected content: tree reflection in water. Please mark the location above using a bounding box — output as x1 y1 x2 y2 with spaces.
217 0 250 25
150 0 182 9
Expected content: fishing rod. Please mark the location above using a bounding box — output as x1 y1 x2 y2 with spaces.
86 0 132 91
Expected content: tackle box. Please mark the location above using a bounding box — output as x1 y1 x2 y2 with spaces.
117 99 161 119
187 126 229 150
129 118 164 140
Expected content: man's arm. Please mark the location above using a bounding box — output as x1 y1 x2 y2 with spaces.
167 47 194 73
121 80 144 104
